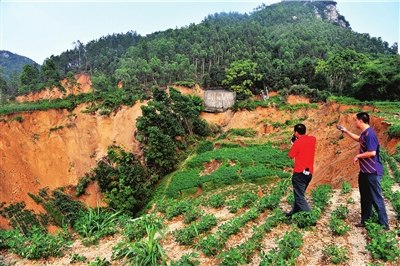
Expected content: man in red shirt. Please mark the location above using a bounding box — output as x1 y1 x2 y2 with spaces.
286 124 316 217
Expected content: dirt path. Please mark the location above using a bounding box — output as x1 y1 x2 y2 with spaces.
346 188 371 266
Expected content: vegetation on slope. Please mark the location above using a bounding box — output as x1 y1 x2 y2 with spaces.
1 1 398 102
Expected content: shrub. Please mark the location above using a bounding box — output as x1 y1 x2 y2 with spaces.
87 146 152 215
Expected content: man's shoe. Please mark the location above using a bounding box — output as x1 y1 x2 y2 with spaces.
354 223 365 228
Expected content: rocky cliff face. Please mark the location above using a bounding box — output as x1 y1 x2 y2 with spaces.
313 2 350 28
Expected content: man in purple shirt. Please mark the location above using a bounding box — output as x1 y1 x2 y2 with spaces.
340 112 389 230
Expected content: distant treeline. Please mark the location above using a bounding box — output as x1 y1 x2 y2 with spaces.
1 1 399 101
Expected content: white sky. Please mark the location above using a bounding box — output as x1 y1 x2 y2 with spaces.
1 0 399 64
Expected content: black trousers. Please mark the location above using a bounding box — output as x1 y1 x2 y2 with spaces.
288 172 312 215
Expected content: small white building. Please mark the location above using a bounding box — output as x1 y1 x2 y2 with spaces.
204 90 236 113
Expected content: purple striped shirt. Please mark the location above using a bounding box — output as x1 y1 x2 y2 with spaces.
359 127 383 175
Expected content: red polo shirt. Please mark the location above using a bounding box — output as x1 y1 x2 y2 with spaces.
288 135 316 174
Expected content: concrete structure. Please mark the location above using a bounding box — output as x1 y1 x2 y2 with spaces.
204 90 236 112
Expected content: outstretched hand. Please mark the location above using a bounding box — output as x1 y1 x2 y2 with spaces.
336 124 346 132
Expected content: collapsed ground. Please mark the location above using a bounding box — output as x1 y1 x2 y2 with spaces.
1 94 400 265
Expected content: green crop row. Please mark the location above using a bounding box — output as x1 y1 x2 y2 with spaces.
173 214 217 245
260 230 303 266
166 144 292 197
218 208 287 265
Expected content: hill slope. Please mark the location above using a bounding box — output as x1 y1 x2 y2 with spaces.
0 50 38 80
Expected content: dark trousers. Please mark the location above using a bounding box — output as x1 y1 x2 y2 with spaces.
358 172 389 229
288 172 312 215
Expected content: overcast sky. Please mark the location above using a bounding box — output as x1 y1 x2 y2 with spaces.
1 0 399 64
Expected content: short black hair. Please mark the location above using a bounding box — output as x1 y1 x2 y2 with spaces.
294 124 306 135
356 112 370 124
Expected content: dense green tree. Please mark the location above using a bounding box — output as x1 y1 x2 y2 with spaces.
353 55 400 100
91 70 114 91
315 49 367 94
40 57 62 89
136 87 209 176
222 59 263 99
0 71 8 102
18 64 40 94
91 146 151 215
7 1 399 100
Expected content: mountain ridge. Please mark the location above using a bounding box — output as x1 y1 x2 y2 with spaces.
0 50 38 80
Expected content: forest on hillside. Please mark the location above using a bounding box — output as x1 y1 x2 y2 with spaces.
0 1 399 101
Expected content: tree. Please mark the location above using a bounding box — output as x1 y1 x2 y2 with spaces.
40 57 62 89
222 59 263 99
0 70 8 102
19 64 40 94
353 63 388 100
315 49 366 94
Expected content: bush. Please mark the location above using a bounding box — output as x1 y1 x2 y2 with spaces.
86 146 152 215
